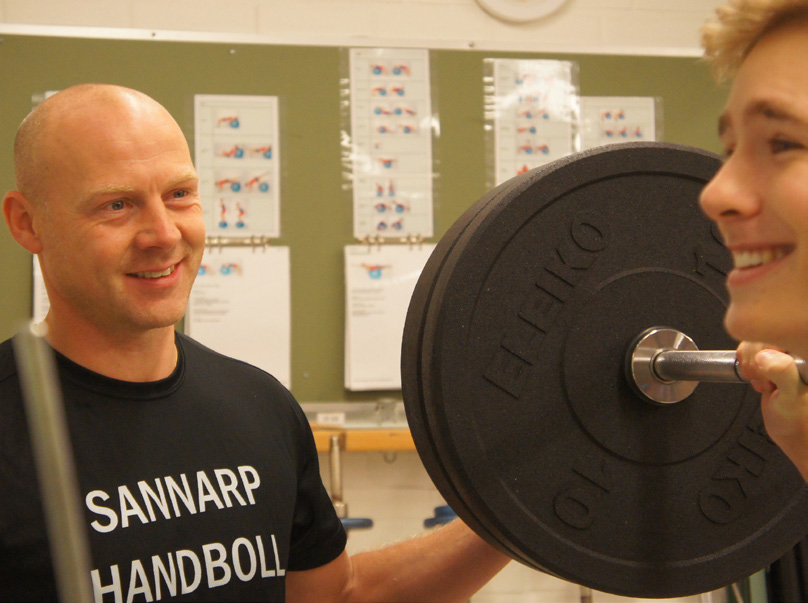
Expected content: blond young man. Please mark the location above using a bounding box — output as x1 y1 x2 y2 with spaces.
699 0 808 482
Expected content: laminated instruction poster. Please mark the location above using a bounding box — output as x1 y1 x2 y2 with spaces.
489 58 579 185
186 246 291 388
344 244 435 390
580 96 659 150
348 48 434 239
195 95 281 238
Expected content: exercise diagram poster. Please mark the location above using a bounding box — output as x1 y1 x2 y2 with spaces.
580 96 659 150
348 48 434 239
194 95 280 238
344 243 436 390
186 246 291 388
489 59 578 185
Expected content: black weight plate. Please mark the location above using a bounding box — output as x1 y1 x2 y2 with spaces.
408 144 723 575
403 171 551 567
402 146 703 575
402 151 622 570
402 143 808 598
402 145 686 575
401 154 609 569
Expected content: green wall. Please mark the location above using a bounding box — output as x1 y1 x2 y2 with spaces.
0 34 728 402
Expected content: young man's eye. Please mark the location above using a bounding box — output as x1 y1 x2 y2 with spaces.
770 138 804 153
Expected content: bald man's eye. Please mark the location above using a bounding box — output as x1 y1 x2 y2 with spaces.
109 200 126 211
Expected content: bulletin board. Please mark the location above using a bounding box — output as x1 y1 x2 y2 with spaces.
0 33 728 403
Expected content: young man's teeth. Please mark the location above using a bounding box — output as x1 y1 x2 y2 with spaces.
134 266 175 279
733 248 786 269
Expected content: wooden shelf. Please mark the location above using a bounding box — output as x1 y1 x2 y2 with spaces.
311 427 415 453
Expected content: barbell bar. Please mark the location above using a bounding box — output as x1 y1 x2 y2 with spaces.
628 327 808 405
12 321 93 603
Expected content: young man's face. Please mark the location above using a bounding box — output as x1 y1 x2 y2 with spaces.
700 21 808 355
33 91 205 337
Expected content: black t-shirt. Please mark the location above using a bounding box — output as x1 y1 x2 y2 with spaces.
0 333 346 602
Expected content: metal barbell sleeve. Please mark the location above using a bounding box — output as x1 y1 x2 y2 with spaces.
628 327 808 405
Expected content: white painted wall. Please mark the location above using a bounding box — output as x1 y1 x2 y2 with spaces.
0 0 726 56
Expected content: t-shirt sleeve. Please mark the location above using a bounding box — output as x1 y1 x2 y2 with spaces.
286 398 347 571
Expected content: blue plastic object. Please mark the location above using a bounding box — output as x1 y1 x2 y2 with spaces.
424 505 457 528
341 517 373 531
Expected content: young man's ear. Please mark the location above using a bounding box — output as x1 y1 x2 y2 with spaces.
3 190 43 254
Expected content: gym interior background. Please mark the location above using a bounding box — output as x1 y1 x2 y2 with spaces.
0 1 760 601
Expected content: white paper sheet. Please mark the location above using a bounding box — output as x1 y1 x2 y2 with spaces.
490 58 579 185
580 96 658 150
186 246 291 388
349 48 434 239
32 256 49 323
344 243 435 390
194 94 281 238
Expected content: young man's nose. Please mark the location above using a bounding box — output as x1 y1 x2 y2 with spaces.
699 155 760 222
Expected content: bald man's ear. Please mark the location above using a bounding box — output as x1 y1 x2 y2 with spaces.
3 191 43 254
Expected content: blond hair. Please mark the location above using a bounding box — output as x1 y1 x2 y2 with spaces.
701 0 808 81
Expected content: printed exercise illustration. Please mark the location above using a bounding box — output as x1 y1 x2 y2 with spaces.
348 48 434 239
579 96 659 150
487 59 579 185
195 95 280 237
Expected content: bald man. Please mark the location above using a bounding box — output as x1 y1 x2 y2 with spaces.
0 84 508 602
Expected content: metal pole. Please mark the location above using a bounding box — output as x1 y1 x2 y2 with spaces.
329 433 347 519
628 327 808 404
13 321 93 603
654 349 808 384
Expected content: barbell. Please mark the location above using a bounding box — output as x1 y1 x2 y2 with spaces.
401 142 808 598
628 326 808 405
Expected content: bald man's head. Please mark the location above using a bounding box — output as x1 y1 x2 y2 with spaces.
13 84 184 207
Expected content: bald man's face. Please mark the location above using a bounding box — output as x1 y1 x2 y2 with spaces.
32 90 205 336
